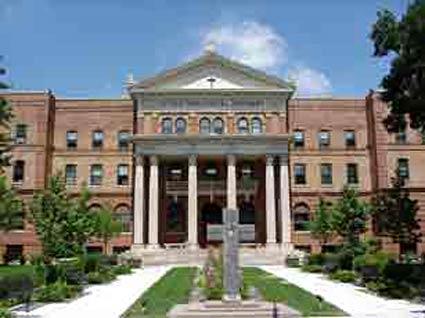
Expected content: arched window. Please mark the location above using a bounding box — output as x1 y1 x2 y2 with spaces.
212 117 224 134
293 203 310 232
161 118 173 134
175 117 187 134
199 117 211 134
114 204 133 233
88 203 102 212
251 117 263 134
237 117 249 134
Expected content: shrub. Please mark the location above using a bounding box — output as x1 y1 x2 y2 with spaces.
83 253 102 273
307 253 326 266
44 264 63 285
353 252 393 274
100 254 118 267
301 264 323 273
322 253 341 274
112 264 132 276
0 308 11 318
329 270 358 283
87 269 116 284
34 282 81 302
0 271 34 302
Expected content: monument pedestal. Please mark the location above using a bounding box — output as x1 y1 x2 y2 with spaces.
167 300 301 318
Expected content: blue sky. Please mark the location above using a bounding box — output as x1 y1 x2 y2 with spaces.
0 0 407 98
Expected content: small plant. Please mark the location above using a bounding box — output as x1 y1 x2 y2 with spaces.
87 269 116 284
0 308 11 318
34 281 81 302
301 264 323 273
329 270 358 283
112 264 132 275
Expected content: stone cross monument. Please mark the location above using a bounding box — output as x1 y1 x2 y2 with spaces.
223 208 240 302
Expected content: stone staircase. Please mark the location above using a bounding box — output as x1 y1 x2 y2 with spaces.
129 244 288 266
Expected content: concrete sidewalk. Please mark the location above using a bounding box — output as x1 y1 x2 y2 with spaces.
260 265 425 318
15 265 171 318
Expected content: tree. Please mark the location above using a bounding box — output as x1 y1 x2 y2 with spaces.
370 1 425 133
30 175 96 261
93 206 122 255
332 187 371 254
310 197 334 245
0 176 24 231
0 57 13 170
372 175 421 253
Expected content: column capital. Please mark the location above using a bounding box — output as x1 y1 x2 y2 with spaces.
266 155 275 166
188 154 197 166
135 155 144 166
149 155 158 166
279 155 289 166
227 154 236 166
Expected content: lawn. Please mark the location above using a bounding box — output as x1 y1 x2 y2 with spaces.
123 267 197 318
243 267 346 316
0 265 34 279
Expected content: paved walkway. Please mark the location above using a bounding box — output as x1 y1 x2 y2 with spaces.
260 265 425 318
17 265 171 318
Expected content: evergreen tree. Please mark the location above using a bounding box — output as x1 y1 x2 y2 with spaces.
0 176 24 231
0 57 13 170
93 206 122 255
310 197 334 245
370 1 425 133
372 175 421 252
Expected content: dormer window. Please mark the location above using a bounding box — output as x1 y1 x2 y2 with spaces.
237 117 249 134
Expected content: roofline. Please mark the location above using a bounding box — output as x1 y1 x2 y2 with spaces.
0 90 51 95
130 88 293 95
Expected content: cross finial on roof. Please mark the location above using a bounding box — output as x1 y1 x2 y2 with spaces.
204 41 216 54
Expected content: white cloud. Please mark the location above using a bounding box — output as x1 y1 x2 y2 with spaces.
202 21 287 71
200 21 332 95
288 66 332 96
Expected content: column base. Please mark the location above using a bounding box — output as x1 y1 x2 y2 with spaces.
131 244 146 254
265 243 281 251
146 244 160 250
186 243 199 250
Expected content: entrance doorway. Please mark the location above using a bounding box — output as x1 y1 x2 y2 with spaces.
199 202 223 247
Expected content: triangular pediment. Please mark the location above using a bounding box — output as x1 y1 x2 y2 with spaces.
130 51 294 92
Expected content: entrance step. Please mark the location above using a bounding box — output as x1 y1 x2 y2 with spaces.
129 245 288 266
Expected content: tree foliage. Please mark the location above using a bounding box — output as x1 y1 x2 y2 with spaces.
310 197 334 245
93 205 122 255
0 175 24 231
372 175 421 247
0 57 13 170
331 187 371 248
370 1 425 133
30 175 96 261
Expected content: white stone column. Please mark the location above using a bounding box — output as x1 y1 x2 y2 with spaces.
133 156 145 246
148 155 159 248
227 155 237 210
265 155 277 245
280 155 292 251
187 155 198 248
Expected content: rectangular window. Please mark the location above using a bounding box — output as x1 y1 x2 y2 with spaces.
294 163 306 185
397 158 409 180
344 130 356 148
15 124 27 144
118 131 130 152
90 164 103 185
13 161 24 183
92 131 104 150
66 131 78 149
395 131 407 144
65 164 77 185
293 130 305 148
318 130 331 149
117 164 129 185
321 163 333 185
347 163 359 184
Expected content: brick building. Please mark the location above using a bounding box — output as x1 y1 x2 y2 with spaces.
1 50 424 260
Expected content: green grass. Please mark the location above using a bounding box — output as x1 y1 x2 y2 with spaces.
123 267 197 318
0 265 34 278
243 268 346 317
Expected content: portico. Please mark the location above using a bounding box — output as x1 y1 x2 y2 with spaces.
131 134 291 249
